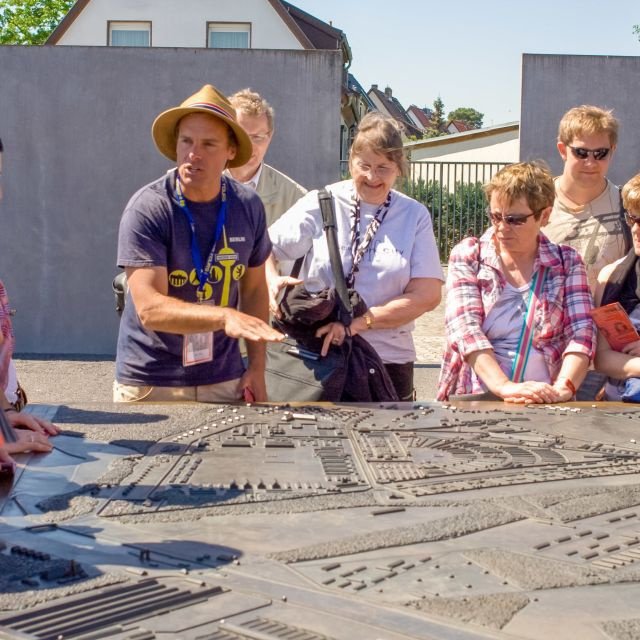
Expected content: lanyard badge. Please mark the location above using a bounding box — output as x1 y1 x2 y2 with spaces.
175 175 227 367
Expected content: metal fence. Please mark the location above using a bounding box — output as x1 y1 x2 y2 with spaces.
340 160 511 261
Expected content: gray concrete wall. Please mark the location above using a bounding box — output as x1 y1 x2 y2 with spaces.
520 53 640 184
0 46 341 354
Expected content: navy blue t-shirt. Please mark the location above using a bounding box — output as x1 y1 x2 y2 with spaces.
115 171 271 387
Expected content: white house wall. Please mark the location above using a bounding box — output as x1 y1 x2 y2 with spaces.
408 130 519 164
56 0 304 48
406 130 519 192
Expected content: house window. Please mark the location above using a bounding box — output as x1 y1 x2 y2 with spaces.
108 21 151 47
207 23 250 49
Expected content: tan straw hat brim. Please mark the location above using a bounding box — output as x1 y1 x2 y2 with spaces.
151 85 252 168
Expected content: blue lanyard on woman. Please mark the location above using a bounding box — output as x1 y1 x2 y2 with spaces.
175 175 227 301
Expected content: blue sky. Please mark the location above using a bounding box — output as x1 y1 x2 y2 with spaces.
292 0 640 126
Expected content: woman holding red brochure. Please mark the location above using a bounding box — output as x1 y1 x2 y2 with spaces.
594 174 640 401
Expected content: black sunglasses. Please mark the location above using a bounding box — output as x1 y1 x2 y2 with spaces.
568 145 611 161
625 211 640 227
486 208 538 227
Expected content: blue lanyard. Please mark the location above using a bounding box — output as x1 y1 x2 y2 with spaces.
175 175 227 301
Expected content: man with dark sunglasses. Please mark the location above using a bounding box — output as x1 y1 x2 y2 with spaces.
543 105 630 401
543 105 627 293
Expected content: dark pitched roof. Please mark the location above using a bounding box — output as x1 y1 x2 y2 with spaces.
407 105 431 129
279 1 340 48
277 1 351 64
368 87 404 121
367 86 422 138
448 119 473 132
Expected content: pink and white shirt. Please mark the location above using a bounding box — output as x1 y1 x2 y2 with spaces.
437 228 596 400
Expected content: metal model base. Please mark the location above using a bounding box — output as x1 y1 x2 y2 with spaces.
1 401 640 640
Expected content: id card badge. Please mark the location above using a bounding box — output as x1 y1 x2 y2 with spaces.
183 332 214 367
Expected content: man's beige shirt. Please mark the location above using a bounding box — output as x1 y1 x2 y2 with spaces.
543 178 626 292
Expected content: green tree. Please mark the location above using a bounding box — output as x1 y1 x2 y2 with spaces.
398 176 489 260
447 107 484 129
426 96 445 138
0 0 74 45
634 24 640 41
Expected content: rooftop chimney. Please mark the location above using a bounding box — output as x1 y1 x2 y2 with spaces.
371 84 378 91
384 86 392 98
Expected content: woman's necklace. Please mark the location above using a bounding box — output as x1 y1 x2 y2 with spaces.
347 189 392 288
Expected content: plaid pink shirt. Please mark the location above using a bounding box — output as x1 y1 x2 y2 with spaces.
437 229 596 400
0 279 14 391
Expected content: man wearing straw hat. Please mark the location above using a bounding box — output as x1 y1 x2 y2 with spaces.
114 85 283 403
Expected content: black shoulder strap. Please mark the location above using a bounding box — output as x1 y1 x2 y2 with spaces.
618 185 633 254
318 188 353 326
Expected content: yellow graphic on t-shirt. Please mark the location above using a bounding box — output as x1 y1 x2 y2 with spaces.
186 269 213 301
170 228 244 306
210 266 223 283
168 270 188 288
216 228 244 308
200 282 213 300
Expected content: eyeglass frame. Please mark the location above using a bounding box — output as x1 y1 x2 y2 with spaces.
486 207 542 227
624 210 640 227
567 145 611 161
247 132 272 144
351 158 398 179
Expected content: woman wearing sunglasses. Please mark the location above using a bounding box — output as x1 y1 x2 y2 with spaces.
437 161 595 403
593 174 640 401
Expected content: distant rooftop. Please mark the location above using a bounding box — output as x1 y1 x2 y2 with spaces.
404 121 519 150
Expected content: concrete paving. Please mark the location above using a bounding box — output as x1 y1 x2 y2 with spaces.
412 288 446 400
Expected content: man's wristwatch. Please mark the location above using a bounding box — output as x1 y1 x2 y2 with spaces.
363 312 374 330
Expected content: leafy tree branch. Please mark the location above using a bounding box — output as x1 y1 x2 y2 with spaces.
0 0 74 45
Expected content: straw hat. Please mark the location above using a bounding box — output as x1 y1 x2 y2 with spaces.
151 84 252 168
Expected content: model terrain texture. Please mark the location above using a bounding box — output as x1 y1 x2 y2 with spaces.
1 400 640 640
